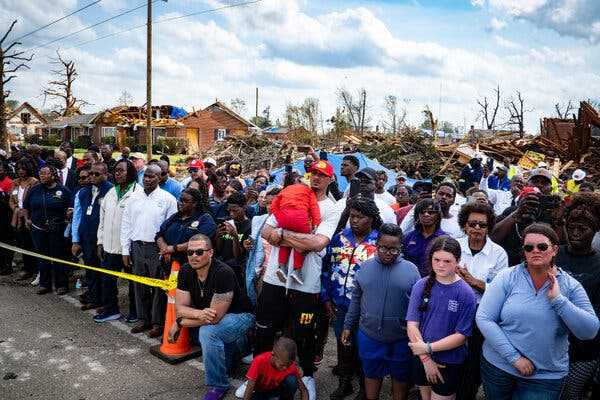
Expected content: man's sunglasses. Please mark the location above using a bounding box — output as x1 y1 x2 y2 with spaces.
187 248 211 257
467 221 488 229
523 243 550 252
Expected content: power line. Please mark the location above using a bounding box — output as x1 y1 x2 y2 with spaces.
27 0 164 52
13 0 103 42
68 0 262 50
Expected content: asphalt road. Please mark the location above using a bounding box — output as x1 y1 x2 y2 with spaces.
1 272 403 400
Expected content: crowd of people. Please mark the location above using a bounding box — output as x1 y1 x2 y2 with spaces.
1 141 600 400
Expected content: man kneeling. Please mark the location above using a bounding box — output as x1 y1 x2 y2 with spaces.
169 234 254 400
243 337 309 400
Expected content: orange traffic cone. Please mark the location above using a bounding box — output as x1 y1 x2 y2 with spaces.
150 260 202 364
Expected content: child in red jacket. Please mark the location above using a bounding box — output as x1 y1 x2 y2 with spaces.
270 183 321 285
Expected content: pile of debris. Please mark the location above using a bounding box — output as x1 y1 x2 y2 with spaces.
202 134 299 173
356 129 446 178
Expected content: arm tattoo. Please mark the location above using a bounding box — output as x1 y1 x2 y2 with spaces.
212 291 233 303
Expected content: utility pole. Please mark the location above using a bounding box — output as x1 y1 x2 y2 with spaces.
255 87 258 119
145 0 153 161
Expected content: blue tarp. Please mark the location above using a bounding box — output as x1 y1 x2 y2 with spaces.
270 152 424 191
170 106 188 119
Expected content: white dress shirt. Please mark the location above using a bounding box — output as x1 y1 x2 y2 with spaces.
66 156 75 170
120 186 177 255
458 235 508 301
60 167 69 186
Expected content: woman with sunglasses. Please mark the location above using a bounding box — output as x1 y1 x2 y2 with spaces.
454 202 508 400
403 199 447 277
477 223 599 400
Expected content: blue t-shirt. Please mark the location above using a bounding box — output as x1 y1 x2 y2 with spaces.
406 277 477 364
402 229 446 277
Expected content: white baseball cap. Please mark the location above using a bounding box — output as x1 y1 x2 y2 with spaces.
537 161 548 168
203 157 217 167
572 169 586 181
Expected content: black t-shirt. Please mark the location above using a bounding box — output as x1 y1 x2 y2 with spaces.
498 223 524 267
556 246 600 362
177 259 252 314
217 218 252 267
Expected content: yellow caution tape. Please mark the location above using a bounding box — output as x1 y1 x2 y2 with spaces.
0 242 177 291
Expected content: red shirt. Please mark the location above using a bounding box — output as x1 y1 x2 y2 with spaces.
0 176 13 193
246 352 300 391
270 184 321 226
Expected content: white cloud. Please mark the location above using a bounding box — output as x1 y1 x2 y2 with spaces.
481 0 600 43
488 17 507 31
493 35 523 49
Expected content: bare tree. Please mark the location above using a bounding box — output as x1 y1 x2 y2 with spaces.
382 95 407 135
117 90 134 106
43 50 89 116
229 97 246 116
505 91 532 138
0 20 33 148
337 87 370 134
422 105 438 140
285 97 321 135
555 100 574 119
476 84 501 130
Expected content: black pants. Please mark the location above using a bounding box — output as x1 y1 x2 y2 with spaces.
314 301 330 359
456 321 484 400
30 226 68 290
101 252 123 315
82 240 101 305
254 282 320 376
15 226 36 275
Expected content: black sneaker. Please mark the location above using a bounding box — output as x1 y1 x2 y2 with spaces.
93 312 121 323
125 314 139 323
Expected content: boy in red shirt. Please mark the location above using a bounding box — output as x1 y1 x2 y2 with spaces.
243 337 308 400
270 180 321 285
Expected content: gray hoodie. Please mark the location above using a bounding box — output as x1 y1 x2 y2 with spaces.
344 255 420 343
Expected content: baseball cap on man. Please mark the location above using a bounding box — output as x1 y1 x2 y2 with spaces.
355 167 378 182
129 152 145 160
310 160 334 177
203 157 217 167
572 169 586 181
528 168 553 182
188 159 204 169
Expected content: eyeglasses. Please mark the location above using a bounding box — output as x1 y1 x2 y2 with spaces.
420 209 440 216
523 243 550 252
377 245 401 255
467 221 488 229
187 248 211 257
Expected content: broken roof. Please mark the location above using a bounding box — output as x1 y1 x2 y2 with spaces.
47 112 101 129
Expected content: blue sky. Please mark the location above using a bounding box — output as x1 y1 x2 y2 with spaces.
2 0 599 133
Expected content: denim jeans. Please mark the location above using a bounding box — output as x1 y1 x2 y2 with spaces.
481 355 565 400
198 312 255 389
251 374 298 400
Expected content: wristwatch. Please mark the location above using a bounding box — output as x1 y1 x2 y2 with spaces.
426 342 433 354
176 317 183 327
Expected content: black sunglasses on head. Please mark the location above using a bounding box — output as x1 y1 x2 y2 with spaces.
187 248 210 257
523 243 549 252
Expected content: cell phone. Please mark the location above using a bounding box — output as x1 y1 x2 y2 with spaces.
216 217 227 226
349 177 360 198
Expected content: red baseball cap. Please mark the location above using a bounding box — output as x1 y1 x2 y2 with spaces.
310 160 334 177
188 159 204 169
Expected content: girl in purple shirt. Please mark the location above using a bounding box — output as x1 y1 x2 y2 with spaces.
407 236 477 400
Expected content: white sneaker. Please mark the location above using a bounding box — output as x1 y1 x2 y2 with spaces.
31 273 40 286
302 376 316 400
235 380 248 398
241 353 253 365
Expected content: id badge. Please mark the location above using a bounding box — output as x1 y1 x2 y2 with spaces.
86 205 93 215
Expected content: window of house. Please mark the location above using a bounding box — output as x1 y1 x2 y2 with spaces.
152 127 166 142
101 127 117 138
20 113 31 124
216 128 227 141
